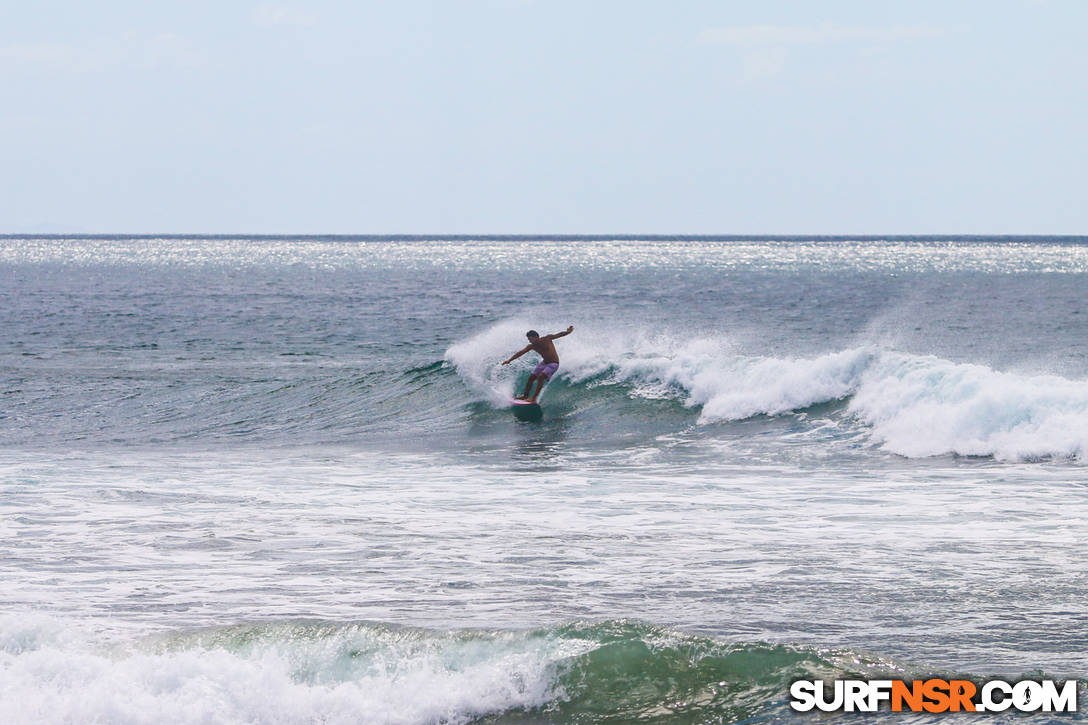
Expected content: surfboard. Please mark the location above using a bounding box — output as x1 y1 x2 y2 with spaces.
510 399 543 422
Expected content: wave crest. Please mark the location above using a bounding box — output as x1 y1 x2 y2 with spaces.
852 353 1088 461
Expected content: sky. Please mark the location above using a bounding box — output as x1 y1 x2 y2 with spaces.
1 0 1085 234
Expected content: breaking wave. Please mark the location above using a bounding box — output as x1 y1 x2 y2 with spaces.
0 615 904 725
447 320 1088 462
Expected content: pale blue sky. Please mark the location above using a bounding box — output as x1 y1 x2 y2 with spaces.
2 0 1085 233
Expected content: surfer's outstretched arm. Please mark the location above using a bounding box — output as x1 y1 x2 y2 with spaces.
545 325 574 340
501 345 532 365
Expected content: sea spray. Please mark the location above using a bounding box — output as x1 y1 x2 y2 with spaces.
445 318 536 405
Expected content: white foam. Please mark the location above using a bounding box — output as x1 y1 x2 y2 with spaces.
0 617 574 725
548 326 873 423
851 353 1088 461
444 319 532 405
608 345 872 423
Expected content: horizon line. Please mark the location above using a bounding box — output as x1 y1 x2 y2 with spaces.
3 233 1087 241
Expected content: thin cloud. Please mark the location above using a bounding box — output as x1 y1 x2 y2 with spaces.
138 33 208 69
0 34 207 73
741 46 788 83
252 5 317 28
698 23 946 83
697 23 946 48
0 43 74 66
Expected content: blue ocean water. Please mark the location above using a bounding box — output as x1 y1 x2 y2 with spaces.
1 236 1086 723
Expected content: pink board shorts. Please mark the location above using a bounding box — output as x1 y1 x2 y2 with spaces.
532 362 559 380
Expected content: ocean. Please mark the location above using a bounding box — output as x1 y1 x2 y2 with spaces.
1 236 1086 723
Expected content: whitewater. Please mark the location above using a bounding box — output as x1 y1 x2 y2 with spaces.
1 236 1086 723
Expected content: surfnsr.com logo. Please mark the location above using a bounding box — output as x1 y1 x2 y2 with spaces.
790 679 1079 713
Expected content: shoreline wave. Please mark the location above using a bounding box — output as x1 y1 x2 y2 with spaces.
0 615 928 725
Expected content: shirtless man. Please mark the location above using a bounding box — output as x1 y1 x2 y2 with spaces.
501 326 574 402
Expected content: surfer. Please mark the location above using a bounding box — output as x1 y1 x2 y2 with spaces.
501 326 574 403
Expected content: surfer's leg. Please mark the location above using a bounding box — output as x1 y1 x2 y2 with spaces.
528 363 558 402
528 378 545 403
519 374 536 399
522 362 547 399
